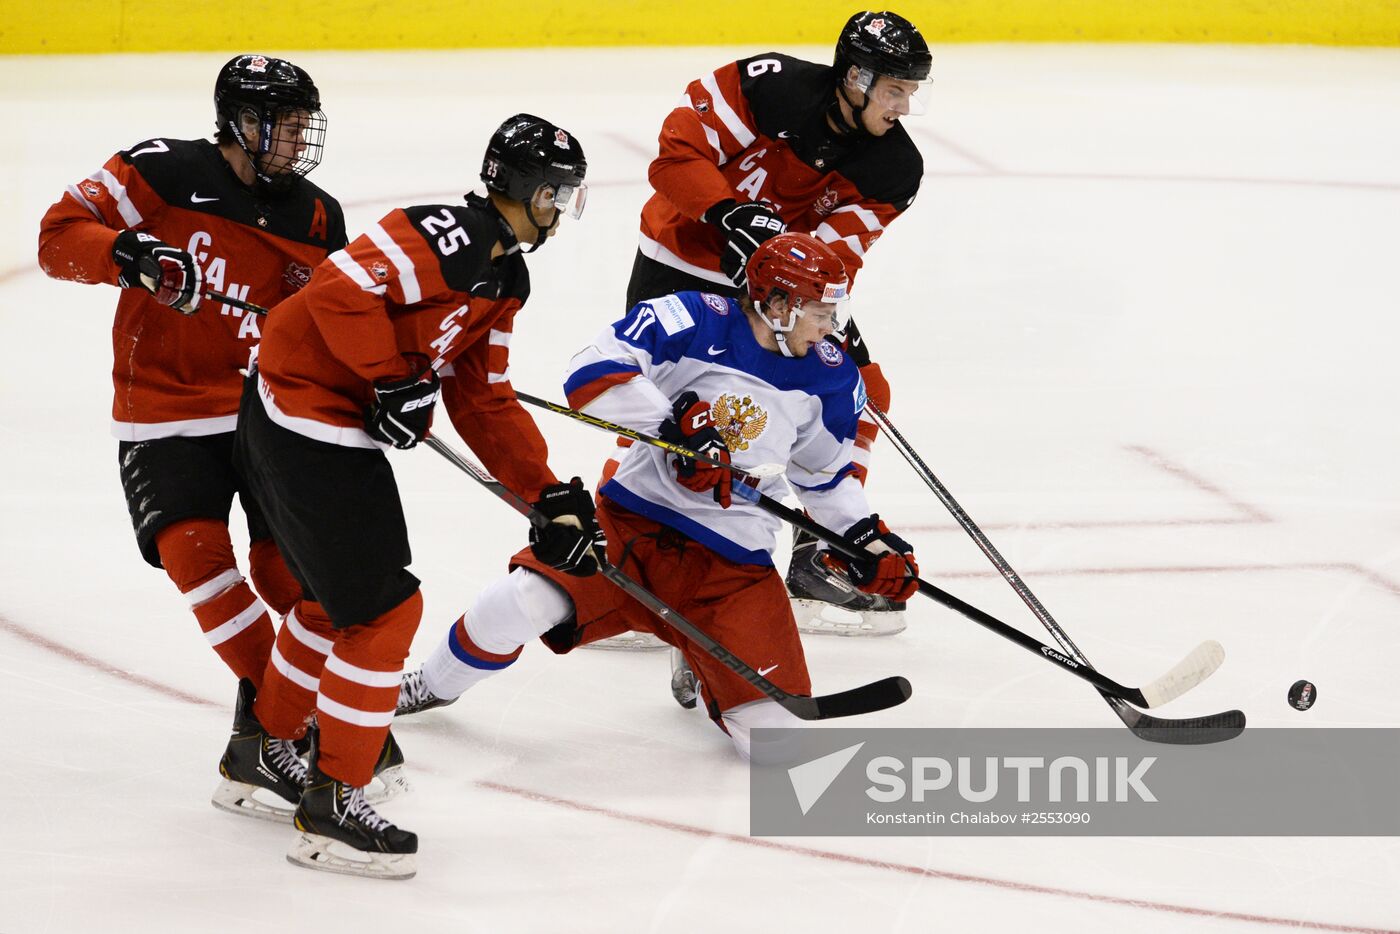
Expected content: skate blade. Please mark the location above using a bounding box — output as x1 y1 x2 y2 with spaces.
287 832 416 881
364 764 410 805
581 630 669 651
791 599 908 637
211 779 297 824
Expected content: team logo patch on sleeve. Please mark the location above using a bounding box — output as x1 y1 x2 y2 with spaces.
702 293 729 315
82 181 103 199
370 261 390 281
854 375 868 414
816 340 844 367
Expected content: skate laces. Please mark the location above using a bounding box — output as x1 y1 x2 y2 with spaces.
339 784 392 832
399 671 435 710
266 737 308 784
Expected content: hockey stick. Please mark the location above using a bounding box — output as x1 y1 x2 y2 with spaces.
865 400 1244 744
422 434 911 721
514 392 788 478
205 290 270 316
515 393 1227 714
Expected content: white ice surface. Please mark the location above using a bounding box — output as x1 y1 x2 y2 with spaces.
2 45 1399 933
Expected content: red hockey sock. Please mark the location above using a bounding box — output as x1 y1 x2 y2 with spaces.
317 591 423 787
248 537 301 617
254 600 335 741
156 519 274 686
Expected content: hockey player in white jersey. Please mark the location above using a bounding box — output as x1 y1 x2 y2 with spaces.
396 233 920 756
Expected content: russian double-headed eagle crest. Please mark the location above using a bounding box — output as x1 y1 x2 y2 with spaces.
711 393 768 452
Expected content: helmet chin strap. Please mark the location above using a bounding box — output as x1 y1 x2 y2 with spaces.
759 299 805 358
830 78 871 139
229 110 294 192
521 189 561 253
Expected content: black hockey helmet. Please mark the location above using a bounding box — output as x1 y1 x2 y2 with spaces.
214 54 326 186
834 11 932 82
481 114 588 251
482 113 588 214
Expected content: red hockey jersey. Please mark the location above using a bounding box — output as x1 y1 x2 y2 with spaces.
38 137 345 440
640 53 923 287
253 195 557 501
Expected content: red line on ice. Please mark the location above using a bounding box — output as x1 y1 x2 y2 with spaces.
476 780 1398 934
0 614 216 707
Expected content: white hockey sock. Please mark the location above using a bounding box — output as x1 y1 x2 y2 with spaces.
422 568 572 700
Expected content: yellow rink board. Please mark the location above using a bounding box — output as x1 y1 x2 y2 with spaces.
4 0 1399 53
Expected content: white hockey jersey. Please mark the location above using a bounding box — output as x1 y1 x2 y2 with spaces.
563 291 872 565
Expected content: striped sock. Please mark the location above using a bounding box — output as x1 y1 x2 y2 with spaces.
254 602 334 741
422 614 523 700
316 591 422 787
186 569 275 687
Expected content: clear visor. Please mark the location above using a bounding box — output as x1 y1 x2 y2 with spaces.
851 69 932 117
553 182 588 220
831 301 853 341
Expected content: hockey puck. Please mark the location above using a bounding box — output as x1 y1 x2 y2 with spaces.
1287 679 1316 711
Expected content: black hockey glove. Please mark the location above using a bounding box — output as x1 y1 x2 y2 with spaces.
706 199 787 289
657 391 733 508
529 478 606 577
112 229 203 314
363 356 440 449
837 515 920 601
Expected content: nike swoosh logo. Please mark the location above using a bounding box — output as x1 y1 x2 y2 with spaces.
757 664 779 677
707 345 727 356
190 193 219 203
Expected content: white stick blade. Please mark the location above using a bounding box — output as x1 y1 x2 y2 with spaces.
1139 640 1226 708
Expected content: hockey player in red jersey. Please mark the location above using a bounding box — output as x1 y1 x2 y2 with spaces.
394 233 920 758
234 114 603 879
623 11 932 642
36 54 354 808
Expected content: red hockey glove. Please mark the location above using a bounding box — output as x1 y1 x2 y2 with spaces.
112 229 203 314
658 391 733 508
840 515 919 601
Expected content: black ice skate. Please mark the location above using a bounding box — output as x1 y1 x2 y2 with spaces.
669 647 699 709
299 721 410 804
289 754 418 881
394 668 459 717
211 678 309 823
366 729 409 803
786 528 907 636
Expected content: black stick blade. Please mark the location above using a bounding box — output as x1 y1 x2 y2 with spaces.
1114 701 1247 745
790 676 912 721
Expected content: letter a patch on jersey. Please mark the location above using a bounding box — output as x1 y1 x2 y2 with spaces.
308 198 328 241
